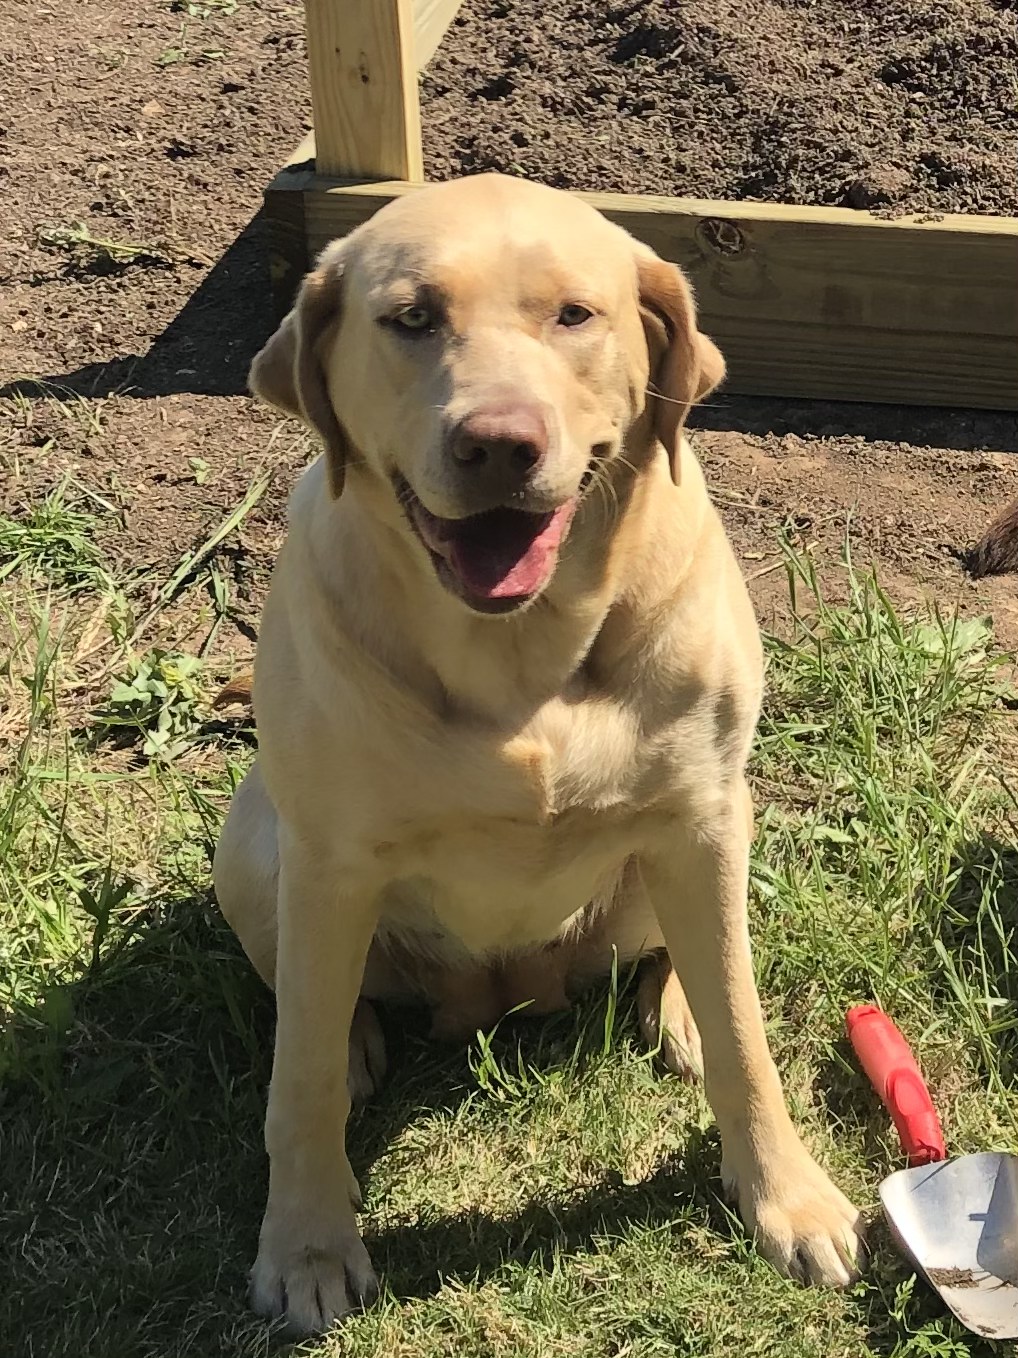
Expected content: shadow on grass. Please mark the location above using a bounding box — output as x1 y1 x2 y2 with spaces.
0 916 727 1353
940 831 1018 1082
2 884 1009 1356
0 894 275 1352
362 1129 722 1303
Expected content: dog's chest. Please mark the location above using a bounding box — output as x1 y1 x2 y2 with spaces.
512 694 663 818
372 694 679 951
439 689 672 828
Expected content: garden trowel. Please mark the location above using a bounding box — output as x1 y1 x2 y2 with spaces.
847 1003 1018 1341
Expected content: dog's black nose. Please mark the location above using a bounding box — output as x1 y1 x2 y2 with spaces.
451 402 549 473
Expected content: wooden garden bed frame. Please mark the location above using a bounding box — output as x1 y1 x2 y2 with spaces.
264 0 1018 410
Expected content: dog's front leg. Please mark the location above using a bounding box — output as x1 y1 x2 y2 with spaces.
250 826 380 1336
642 781 864 1286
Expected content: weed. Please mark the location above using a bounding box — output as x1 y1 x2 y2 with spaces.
92 649 205 760
157 21 226 65
173 0 239 16
37 220 173 267
188 455 211 486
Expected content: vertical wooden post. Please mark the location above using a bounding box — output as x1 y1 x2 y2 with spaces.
305 0 424 181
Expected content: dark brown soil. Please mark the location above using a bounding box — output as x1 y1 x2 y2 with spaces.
0 0 311 379
0 0 315 610
925 1265 1011 1290
2 0 1018 686
692 425 1018 644
422 0 1018 216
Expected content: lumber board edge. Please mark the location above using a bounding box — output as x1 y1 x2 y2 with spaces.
299 169 1018 235
412 0 465 66
263 141 317 314
275 151 1018 235
263 168 1018 410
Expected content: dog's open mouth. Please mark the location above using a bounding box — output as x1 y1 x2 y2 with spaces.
397 479 578 611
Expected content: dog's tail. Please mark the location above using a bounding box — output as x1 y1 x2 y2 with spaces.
213 671 254 711
967 497 1018 579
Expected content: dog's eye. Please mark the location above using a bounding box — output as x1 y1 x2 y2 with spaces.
558 303 594 328
393 305 435 333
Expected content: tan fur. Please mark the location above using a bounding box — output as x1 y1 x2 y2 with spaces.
213 174 863 1337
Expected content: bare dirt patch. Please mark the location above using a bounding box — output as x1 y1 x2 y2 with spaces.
1 0 315 653
693 424 1018 645
423 0 1018 216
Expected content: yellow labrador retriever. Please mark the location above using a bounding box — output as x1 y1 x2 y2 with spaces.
214 173 863 1335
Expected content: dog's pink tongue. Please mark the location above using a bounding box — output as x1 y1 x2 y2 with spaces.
450 501 575 599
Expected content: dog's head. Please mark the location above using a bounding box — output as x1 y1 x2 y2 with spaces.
251 175 723 615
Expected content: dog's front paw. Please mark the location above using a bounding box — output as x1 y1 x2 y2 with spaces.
723 1143 865 1287
250 1203 379 1336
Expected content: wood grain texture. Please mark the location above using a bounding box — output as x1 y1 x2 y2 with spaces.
306 0 423 180
412 0 465 66
272 176 1018 409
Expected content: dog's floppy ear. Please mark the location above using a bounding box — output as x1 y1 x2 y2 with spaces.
249 246 350 497
636 252 725 483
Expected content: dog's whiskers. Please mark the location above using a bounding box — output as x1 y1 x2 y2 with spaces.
588 461 620 521
646 383 727 416
645 383 686 408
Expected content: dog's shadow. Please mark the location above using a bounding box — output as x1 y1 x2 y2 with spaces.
1 893 984 1356
0 898 727 1351
349 1009 728 1305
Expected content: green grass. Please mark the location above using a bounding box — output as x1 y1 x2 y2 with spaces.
0 476 111 591
1 498 1016 1356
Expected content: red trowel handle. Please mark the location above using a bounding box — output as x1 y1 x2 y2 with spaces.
846 1004 947 1167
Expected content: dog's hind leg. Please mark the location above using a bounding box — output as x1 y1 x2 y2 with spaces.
637 951 703 1080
